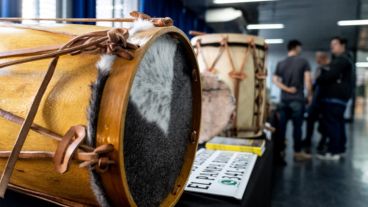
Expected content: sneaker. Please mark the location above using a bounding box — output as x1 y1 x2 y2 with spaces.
293 152 312 162
317 152 341 161
317 141 328 153
304 147 311 154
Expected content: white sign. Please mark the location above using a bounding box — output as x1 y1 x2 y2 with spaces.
185 149 257 199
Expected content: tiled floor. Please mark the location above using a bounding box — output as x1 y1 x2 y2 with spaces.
272 119 368 207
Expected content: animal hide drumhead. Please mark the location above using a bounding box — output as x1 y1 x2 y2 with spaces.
123 34 193 207
199 72 235 143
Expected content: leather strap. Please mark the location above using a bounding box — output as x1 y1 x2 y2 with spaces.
209 38 227 72
250 40 267 134
0 108 62 141
189 31 206 36
53 125 87 174
224 36 250 135
0 125 115 173
0 151 54 159
0 45 60 59
0 108 93 152
0 56 60 197
0 23 77 37
195 37 226 73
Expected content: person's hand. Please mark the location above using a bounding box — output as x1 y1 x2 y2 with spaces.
285 86 297 94
307 95 313 106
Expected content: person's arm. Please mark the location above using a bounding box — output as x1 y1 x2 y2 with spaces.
272 75 297 94
317 58 347 84
304 71 313 105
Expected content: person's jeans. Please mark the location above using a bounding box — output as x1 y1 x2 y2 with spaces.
277 100 305 152
305 102 327 148
320 101 347 154
305 101 320 146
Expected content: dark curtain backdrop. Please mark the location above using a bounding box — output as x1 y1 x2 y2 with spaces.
0 0 210 32
72 0 96 25
0 0 95 23
0 0 21 17
139 0 212 36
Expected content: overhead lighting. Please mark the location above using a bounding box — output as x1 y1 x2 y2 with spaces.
247 23 284 30
265 39 284 44
356 62 368 67
214 0 276 4
338 19 368 26
205 8 243 22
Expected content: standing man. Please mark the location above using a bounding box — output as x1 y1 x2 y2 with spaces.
303 52 330 153
273 40 313 162
317 37 354 160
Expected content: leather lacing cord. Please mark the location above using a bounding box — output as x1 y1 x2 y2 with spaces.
0 11 173 197
237 40 268 134
251 41 266 134
195 37 227 73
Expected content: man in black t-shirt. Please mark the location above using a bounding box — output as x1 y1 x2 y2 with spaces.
273 39 313 162
316 37 354 160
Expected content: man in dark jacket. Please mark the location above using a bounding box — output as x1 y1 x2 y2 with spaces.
316 37 354 160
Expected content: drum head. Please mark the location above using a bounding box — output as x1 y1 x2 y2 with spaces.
199 72 235 143
124 34 193 206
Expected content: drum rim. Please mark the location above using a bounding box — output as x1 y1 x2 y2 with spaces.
96 26 201 207
191 33 266 49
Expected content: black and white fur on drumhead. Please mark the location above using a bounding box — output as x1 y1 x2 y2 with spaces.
124 35 192 207
87 20 193 207
129 18 155 35
128 35 176 134
87 54 115 207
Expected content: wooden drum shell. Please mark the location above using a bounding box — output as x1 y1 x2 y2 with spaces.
0 24 201 206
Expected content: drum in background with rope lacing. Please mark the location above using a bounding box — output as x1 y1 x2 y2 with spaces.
0 21 201 206
192 33 268 138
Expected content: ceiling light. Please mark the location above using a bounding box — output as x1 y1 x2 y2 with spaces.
265 39 284 44
247 23 284 30
214 0 277 4
205 8 243 22
356 62 368 67
338 20 368 26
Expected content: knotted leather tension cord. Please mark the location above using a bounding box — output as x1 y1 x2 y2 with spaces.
0 11 173 197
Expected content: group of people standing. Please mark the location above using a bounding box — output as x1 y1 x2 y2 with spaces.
273 37 354 162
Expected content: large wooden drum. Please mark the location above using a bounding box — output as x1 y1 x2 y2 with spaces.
192 33 267 138
0 23 201 206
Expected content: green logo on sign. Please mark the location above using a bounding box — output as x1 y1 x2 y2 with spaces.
220 179 237 186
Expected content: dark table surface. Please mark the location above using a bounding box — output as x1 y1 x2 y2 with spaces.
0 140 273 207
